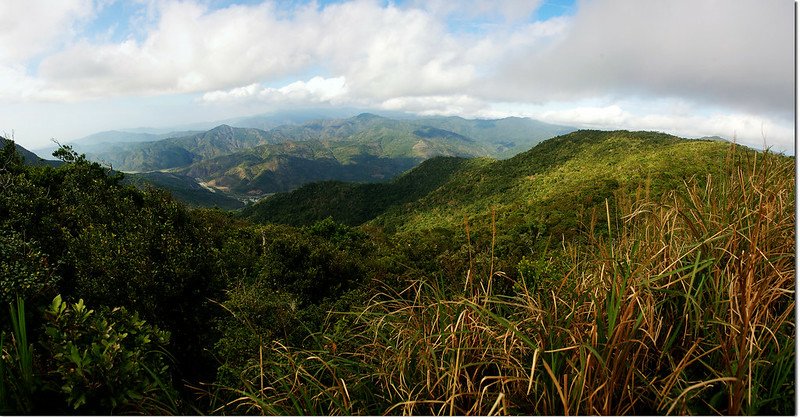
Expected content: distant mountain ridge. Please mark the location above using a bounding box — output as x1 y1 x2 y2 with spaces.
413 115 574 157
239 156 490 226
86 125 277 171
32 129 205 158
239 130 751 239
1 136 62 167
75 112 576 207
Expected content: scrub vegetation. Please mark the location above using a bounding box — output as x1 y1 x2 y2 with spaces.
0 130 793 415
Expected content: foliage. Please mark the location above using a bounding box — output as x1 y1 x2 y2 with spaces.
0 130 793 415
0 297 35 414
0 145 227 394
212 218 376 390
0 136 60 168
0 233 58 305
0 138 24 172
42 295 176 414
240 156 490 226
212 145 794 415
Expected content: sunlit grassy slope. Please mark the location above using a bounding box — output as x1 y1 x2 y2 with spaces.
243 130 741 240
239 156 492 226
371 130 738 236
222 139 795 415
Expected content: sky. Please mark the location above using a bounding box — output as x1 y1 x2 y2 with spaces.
0 0 795 153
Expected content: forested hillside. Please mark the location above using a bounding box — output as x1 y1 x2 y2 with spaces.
0 137 61 167
77 114 573 206
243 130 733 236
239 156 491 226
0 131 793 415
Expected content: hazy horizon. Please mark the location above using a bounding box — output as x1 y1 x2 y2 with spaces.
0 0 794 153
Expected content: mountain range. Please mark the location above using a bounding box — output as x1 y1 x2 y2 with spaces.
0 136 61 167
54 112 574 207
240 130 746 241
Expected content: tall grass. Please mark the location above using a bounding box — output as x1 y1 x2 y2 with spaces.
1 296 35 414
217 146 794 415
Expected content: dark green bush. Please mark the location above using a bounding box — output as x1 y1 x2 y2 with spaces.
42 295 176 414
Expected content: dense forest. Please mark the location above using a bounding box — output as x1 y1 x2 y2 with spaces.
0 130 794 415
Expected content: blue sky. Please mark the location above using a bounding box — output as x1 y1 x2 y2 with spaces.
0 0 793 153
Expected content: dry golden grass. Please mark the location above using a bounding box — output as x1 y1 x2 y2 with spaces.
217 146 794 415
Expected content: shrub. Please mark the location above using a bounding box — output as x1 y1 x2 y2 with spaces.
42 295 177 414
0 234 58 305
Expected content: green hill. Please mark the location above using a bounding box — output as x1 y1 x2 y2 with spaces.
239 156 491 226
372 130 738 237
86 125 276 171
242 130 744 242
0 137 61 167
79 114 575 206
123 171 244 210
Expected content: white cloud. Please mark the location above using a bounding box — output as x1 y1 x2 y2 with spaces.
538 105 630 127
0 0 97 103
0 65 45 101
26 0 479 101
38 1 317 97
533 104 793 153
202 76 348 104
380 94 489 116
0 0 565 106
0 0 793 153
0 0 94 62
202 83 262 102
485 0 794 118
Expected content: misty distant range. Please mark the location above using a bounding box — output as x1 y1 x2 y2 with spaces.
28 110 730 210
27 110 576 209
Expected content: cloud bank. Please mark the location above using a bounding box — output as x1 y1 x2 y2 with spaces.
0 0 793 152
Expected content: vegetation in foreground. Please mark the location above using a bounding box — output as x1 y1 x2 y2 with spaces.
218 145 795 415
0 131 793 415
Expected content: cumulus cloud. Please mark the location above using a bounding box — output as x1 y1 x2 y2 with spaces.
485 0 794 118
31 0 489 101
4 0 793 119
0 0 96 103
0 0 793 152
535 104 793 153
38 1 317 97
202 76 348 105
0 0 93 62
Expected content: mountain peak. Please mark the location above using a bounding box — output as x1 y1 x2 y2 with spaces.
210 124 234 132
353 113 383 121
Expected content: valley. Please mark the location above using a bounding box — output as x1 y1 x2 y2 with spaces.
0 123 793 415
51 112 573 208
1 1 792 415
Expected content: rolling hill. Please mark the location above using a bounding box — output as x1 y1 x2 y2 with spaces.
122 171 245 210
239 156 491 226
76 112 575 207
1 136 62 167
240 130 749 242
